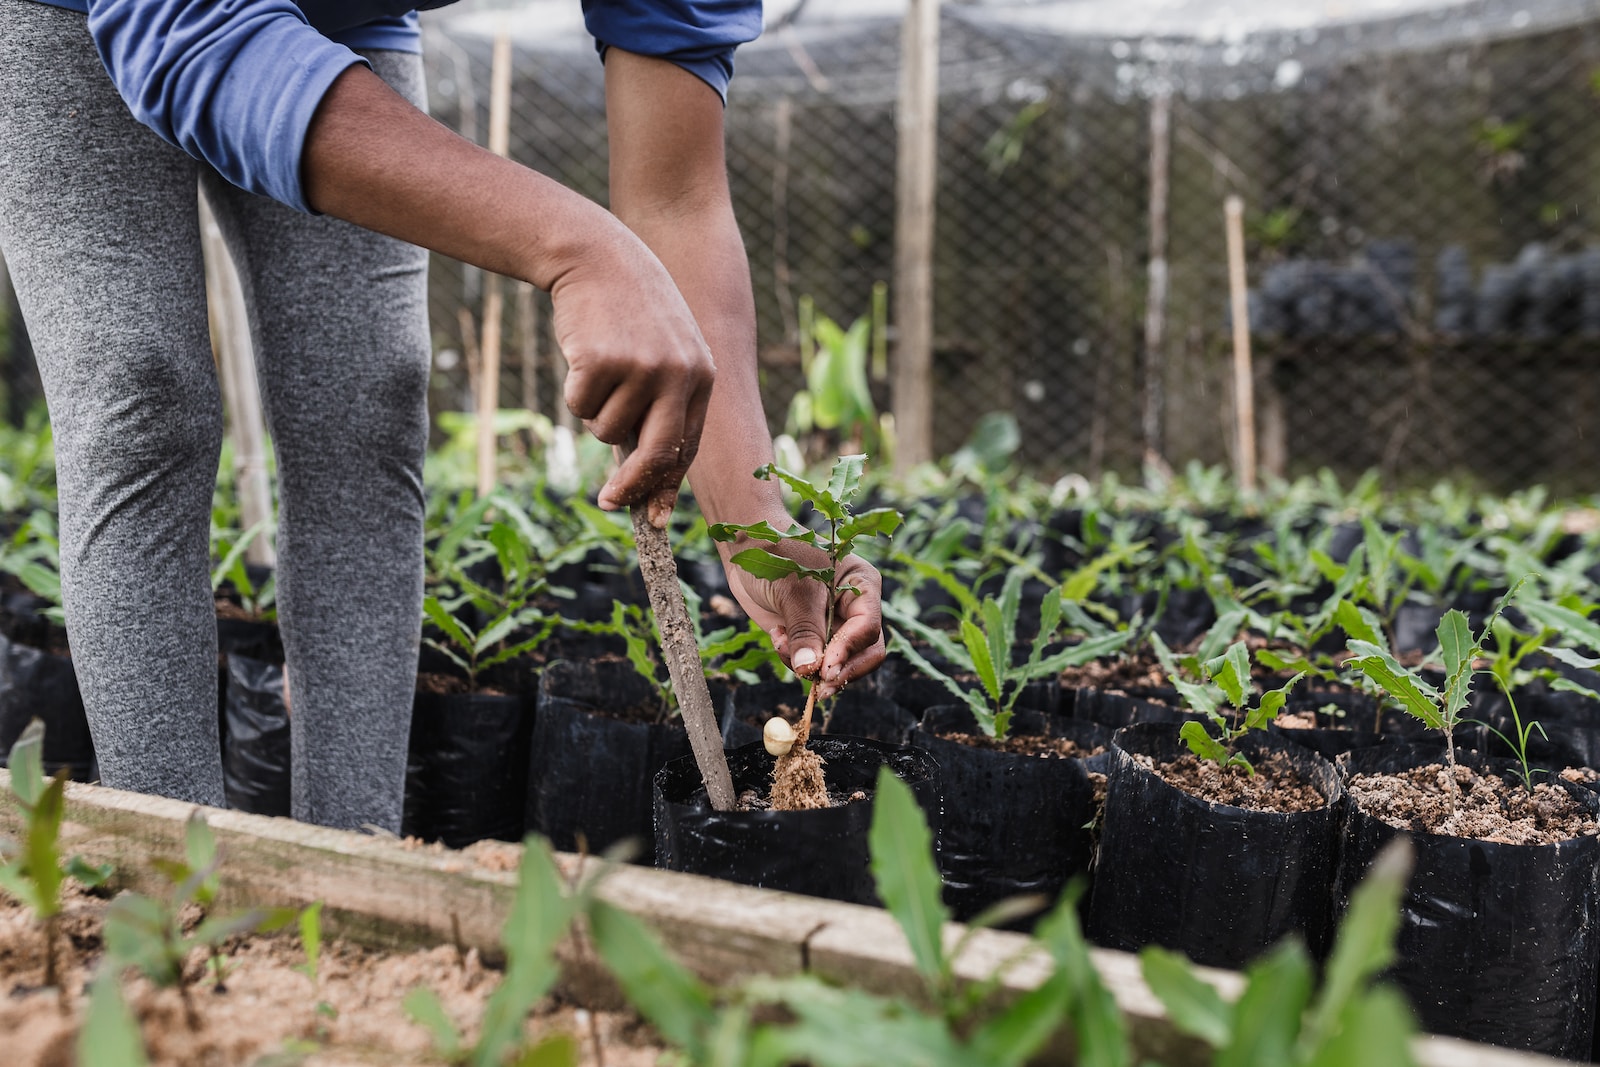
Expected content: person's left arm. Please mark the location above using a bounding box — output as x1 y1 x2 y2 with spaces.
604 50 886 698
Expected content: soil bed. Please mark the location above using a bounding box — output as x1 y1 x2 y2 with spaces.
0 881 662 1067
1059 654 1165 692
735 786 869 811
1134 751 1327 813
1349 764 1599 844
938 731 1103 759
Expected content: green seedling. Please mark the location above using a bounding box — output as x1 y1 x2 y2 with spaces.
0 720 112 989
424 499 562 691
0 510 65 623
582 585 783 721
403 839 583 1067
1141 838 1418 1067
885 570 1131 741
1344 586 1520 813
709 455 901 774
210 518 277 621
1154 637 1304 775
102 812 295 1028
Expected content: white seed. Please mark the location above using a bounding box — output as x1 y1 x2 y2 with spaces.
763 717 797 757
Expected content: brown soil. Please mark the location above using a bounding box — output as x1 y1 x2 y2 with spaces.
415 672 470 696
1350 764 1599 844
1058 652 1166 692
0 882 663 1067
938 731 1104 759
1134 751 1328 813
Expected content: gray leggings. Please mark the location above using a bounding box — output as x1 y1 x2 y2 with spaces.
0 3 430 832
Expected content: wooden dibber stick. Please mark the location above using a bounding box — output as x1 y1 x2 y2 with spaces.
628 494 737 812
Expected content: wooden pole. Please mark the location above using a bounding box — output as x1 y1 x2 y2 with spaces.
891 0 940 477
199 190 275 568
1224 195 1257 494
1141 91 1172 472
476 28 513 500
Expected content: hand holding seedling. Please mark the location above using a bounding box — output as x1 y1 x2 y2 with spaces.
711 457 896 703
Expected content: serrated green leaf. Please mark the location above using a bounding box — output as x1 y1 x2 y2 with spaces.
868 767 948 987
1246 673 1304 732
1140 946 1233 1047
837 508 903 542
423 596 474 654
1347 642 1443 729
1437 608 1473 687
728 548 806 582
707 520 789 544
960 619 1002 705
1179 721 1232 765
1334 599 1384 650
825 454 866 511
1208 642 1251 710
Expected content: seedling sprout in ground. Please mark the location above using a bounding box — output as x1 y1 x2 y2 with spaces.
1154 637 1304 774
710 454 901 810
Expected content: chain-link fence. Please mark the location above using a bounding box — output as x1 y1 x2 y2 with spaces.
416 0 1600 493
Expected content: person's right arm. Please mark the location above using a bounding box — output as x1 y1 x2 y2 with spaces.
86 1 712 514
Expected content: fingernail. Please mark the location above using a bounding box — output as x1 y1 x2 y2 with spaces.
793 648 818 669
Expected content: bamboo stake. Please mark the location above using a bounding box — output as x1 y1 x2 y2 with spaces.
891 0 940 477
200 191 275 568
1141 91 1172 471
476 28 513 500
1224 195 1257 494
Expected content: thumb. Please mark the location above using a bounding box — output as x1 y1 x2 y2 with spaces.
777 595 828 678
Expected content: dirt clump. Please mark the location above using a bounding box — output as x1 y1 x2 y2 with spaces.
770 747 830 810
1350 764 1598 844
1135 751 1328 813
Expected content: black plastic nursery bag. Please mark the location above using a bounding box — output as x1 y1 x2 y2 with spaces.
528 658 689 856
1335 743 1600 1061
1088 722 1345 968
654 736 940 905
405 686 536 849
0 631 94 780
221 653 290 817
909 705 1109 923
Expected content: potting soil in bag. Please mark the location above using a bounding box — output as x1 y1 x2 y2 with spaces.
721 680 915 748
221 653 290 817
0 630 94 780
528 659 689 856
654 736 940 905
1335 743 1600 1061
909 705 1109 923
405 686 536 849
1088 722 1345 968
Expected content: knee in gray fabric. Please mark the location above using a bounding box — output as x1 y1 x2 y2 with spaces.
53 357 223 480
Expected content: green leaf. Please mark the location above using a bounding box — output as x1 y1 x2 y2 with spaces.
1179 721 1232 766
473 612 519 656
423 596 474 654
966 969 1072 1067
78 975 150 1067
728 548 807 583
1028 630 1134 678
868 767 948 987
885 630 994 735
707 520 790 544
1302 839 1411 1053
1334 600 1385 650
476 840 574 1066
402 986 462 1058
1140 946 1233 1047
66 855 114 888
1436 609 1474 710
1547 647 1600 671
1551 677 1600 702
7 718 46 807
757 463 844 521
1521 598 1600 654
588 901 716 1058
961 619 1002 706
184 813 219 906
1346 641 1443 730
1246 673 1304 732
837 508 903 542
1304 986 1417 1067
1208 642 1251 710
1216 941 1314 1067
513 1034 581 1067
295 902 324 984
824 454 867 512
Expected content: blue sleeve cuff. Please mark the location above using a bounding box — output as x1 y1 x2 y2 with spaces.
583 0 762 100
87 1 368 213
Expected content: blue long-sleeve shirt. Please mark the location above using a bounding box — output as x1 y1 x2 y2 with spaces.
31 0 762 212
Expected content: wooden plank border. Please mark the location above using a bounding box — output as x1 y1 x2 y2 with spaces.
0 771 1560 1067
